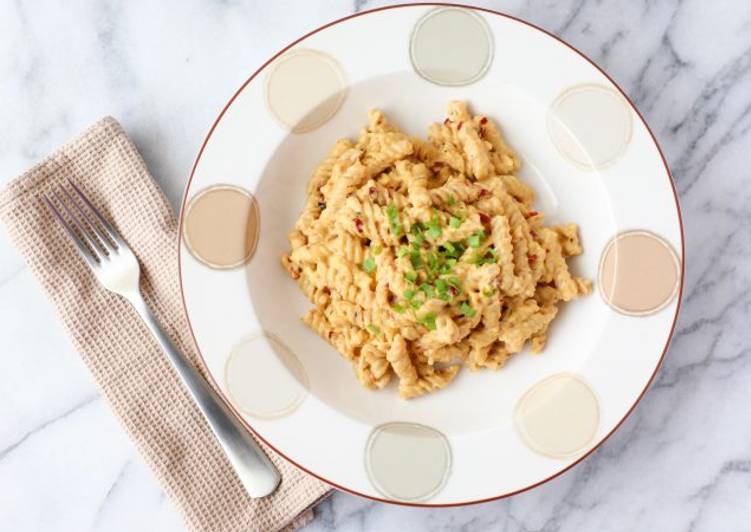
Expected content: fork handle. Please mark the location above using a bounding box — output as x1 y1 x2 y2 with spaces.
126 293 281 498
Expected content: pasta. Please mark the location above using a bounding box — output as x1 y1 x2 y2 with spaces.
282 101 591 399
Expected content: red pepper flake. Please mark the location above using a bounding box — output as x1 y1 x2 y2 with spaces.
443 118 451 126
457 121 463 130
480 116 488 125
478 212 491 225
524 210 539 219
448 285 458 297
368 187 378 200
479 188 490 197
353 217 364 232
478 127 486 139
431 161 444 173
528 254 537 265
530 230 538 238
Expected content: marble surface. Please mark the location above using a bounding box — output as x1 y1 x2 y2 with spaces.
0 0 748 530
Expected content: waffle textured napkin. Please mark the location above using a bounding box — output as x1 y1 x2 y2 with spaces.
0 118 330 531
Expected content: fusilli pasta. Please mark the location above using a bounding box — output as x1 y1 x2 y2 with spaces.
282 101 591 399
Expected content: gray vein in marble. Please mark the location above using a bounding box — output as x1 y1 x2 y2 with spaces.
0 394 99 461
670 44 751 195
555 0 587 36
353 0 368 13
0 264 27 287
90 459 132 530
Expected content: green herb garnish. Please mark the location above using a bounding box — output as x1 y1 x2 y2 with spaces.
363 256 376 273
404 289 416 300
386 203 403 236
467 230 486 249
367 324 381 336
447 195 456 206
418 312 437 331
419 283 435 299
397 246 410 258
449 216 462 229
459 302 477 318
391 303 407 314
426 212 442 240
372 245 383 255
471 247 498 265
405 271 418 283
435 278 449 294
410 249 423 268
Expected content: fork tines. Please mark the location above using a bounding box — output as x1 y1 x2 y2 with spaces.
43 180 121 266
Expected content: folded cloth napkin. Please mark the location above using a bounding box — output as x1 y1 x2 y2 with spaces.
0 118 330 531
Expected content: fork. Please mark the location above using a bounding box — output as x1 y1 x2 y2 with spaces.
44 179 281 498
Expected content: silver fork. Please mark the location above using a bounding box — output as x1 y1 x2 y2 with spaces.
44 179 281 498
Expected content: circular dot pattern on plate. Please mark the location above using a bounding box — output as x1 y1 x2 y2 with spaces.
410 7 494 86
547 84 633 169
265 49 348 133
224 332 309 419
183 185 260 269
514 373 599 459
599 230 681 316
365 422 451 501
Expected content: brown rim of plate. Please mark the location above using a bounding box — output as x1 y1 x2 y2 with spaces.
182 184 260 269
176 2 686 508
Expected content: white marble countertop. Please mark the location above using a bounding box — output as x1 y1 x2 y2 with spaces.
1 1 749 530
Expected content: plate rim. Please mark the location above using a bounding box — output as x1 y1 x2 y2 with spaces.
177 2 685 507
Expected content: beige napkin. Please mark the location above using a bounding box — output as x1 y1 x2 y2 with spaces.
0 117 330 532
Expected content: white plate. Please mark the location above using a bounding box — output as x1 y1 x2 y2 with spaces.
178 4 683 505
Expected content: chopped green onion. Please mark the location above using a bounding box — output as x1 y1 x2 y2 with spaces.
482 287 496 298
363 256 376 273
397 246 409 258
418 312 437 331
386 203 403 235
467 230 486 249
419 283 435 298
391 303 407 314
438 292 451 301
447 276 462 288
426 251 440 272
410 249 423 268
372 245 383 255
459 302 477 318
442 242 456 254
449 216 462 229
367 324 381 336
405 271 418 283
410 299 423 310
404 289 416 300
447 195 456 206
472 248 498 265
435 278 448 294
426 212 442 240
